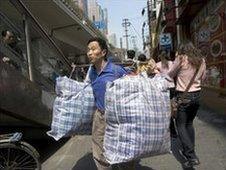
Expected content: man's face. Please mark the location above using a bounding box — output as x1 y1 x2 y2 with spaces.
3 31 14 44
87 41 106 64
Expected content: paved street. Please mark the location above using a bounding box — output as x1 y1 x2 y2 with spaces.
41 108 226 170
1 0 225 170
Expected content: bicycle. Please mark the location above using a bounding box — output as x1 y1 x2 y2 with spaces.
0 132 41 170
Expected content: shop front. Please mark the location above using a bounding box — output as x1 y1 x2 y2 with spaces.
190 0 226 113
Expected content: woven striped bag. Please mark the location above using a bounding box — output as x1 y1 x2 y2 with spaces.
47 76 95 141
104 74 171 164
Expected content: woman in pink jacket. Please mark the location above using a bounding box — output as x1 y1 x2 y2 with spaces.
168 41 206 169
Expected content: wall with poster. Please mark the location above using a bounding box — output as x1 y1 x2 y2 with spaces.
190 0 226 92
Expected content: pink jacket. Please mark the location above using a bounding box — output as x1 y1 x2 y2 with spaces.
167 55 206 92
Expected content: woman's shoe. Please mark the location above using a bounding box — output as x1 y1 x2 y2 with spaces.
182 161 193 169
189 158 200 166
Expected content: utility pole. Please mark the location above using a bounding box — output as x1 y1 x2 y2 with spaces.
147 0 152 54
122 18 131 50
131 35 137 51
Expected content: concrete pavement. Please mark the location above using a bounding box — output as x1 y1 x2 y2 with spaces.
42 108 226 170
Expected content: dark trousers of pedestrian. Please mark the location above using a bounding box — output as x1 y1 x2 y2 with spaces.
92 109 135 170
169 88 178 137
175 91 200 161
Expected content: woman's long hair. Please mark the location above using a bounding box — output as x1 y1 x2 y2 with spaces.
177 41 204 68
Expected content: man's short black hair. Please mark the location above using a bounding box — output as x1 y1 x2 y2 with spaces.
138 54 147 62
127 50 135 59
87 37 108 59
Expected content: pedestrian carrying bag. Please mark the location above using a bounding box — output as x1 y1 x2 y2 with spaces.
104 74 171 164
47 76 95 141
171 65 201 117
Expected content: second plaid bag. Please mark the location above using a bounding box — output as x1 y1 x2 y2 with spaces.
104 74 171 164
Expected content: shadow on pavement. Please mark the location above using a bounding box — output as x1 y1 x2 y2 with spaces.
30 137 70 163
72 153 155 170
197 108 226 138
72 153 97 170
135 163 155 170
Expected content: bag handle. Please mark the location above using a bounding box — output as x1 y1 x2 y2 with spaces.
69 63 76 79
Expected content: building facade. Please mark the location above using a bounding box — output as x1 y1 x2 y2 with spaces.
87 0 108 35
73 0 88 15
108 33 117 47
160 0 226 113
190 0 225 90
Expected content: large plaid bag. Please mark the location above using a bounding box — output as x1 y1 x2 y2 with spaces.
47 76 95 141
104 74 171 164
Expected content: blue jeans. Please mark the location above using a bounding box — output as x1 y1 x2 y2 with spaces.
175 91 200 160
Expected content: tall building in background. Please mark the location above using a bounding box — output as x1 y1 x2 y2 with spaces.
108 33 117 47
72 0 88 16
87 0 98 21
97 4 102 21
103 8 108 35
87 0 108 35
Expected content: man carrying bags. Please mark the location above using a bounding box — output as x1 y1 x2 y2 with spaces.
86 37 135 170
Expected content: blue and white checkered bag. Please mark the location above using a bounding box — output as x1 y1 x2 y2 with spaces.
47 76 95 141
104 74 171 164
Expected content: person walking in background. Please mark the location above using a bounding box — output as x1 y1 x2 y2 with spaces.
157 51 173 71
124 50 136 74
1 30 23 59
1 30 23 70
86 37 134 170
137 53 146 62
168 41 206 169
157 51 174 95
156 51 177 138
144 58 160 76
126 50 135 60
136 54 148 74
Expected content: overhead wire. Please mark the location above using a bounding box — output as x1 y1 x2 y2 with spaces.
129 23 142 40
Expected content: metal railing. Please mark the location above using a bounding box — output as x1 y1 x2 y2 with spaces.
15 0 72 69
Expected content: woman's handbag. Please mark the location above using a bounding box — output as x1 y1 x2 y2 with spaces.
171 97 178 117
171 97 191 117
171 65 201 117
